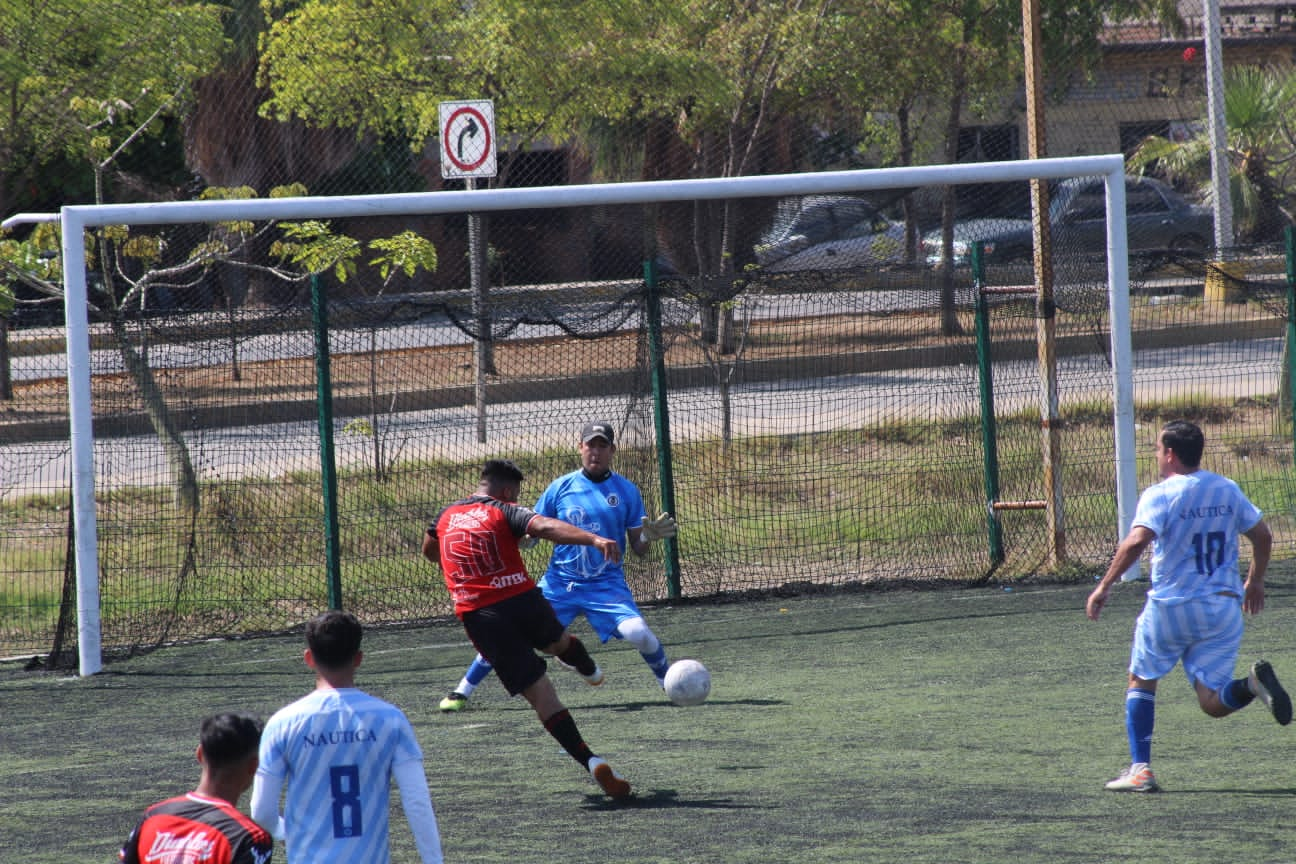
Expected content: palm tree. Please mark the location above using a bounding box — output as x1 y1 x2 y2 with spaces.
1130 64 1296 244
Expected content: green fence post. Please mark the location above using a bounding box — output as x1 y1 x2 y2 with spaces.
311 274 343 609
972 242 1004 565
643 258 682 598
1287 226 1296 462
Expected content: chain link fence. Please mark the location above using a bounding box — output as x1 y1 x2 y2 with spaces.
5 1 1296 663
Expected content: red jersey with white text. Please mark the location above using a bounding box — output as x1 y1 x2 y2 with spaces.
431 495 538 615
120 792 273 864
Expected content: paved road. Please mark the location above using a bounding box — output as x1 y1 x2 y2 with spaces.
4 282 1003 382
1 334 1279 499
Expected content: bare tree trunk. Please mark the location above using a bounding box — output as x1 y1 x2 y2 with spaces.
109 317 200 514
939 45 969 338
0 315 11 400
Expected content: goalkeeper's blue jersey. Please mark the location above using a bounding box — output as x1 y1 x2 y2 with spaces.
1133 468 1263 602
535 469 646 586
259 687 423 864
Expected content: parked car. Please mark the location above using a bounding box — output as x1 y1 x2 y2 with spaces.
920 175 1212 267
755 195 906 272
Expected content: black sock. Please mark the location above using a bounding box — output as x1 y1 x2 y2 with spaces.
543 708 593 768
557 635 597 677
1227 677 1256 709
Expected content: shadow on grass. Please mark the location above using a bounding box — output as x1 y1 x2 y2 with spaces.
607 697 784 713
581 789 764 811
1161 787 1296 796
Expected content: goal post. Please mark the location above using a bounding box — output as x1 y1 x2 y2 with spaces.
40 153 1134 676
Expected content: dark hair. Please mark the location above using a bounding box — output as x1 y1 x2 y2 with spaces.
305 610 363 669
1161 419 1204 467
199 712 262 767
482 458 524 485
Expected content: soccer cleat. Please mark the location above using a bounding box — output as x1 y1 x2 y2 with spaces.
588 757 631 799
438 691 468 713
1104 763 1159 793
1249 660 1293 726
556 655 604 686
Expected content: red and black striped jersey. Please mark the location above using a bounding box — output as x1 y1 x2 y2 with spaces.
120 792 273 864
431 495 537 615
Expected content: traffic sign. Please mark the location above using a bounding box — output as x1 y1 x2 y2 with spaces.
439 100 497 179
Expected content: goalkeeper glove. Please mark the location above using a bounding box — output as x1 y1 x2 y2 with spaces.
640 513 678 542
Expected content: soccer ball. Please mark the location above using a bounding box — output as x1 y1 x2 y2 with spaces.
663 659 710 706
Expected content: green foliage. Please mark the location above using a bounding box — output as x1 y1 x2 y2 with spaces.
1130 63 1296 242
0 0 227 191
270 220 361 281
369 231 438 281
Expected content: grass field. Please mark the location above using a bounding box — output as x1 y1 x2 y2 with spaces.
6 579 1296 863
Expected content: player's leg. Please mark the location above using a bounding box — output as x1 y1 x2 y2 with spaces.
536 588 604 685
439 653 495 712
1107 603 1176 792
544 631 604 686
580 582 670 686
1186 595 1290 724
615 616 670 686
519 673 631 799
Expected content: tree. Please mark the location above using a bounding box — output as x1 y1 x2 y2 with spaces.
0 0 227 214
1130 63 1296 243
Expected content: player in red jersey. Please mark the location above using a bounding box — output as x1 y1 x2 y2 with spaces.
422 458 632 799
120 712 272 864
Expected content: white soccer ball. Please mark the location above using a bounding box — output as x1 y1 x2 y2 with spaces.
663 659 710 706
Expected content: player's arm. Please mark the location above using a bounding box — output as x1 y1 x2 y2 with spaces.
394 759 444 864
118 820 144 864
632 513 677 556
249 768 286 840
421 528 440 565
1086 525 1154 621
527 515 622 564
1242 518 1273 615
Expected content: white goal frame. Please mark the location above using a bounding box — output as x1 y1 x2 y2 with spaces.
20 153 1135 675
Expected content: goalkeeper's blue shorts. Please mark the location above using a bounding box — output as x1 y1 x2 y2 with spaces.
540 575 645 644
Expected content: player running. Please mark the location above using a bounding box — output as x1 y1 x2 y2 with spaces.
1087 419 1291 793
437 421 677 712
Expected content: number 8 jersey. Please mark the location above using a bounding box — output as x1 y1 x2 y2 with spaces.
256 687 429 864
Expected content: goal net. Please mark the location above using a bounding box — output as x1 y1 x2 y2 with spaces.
9 155 1143 674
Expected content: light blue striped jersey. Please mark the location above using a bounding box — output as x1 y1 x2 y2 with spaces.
259 687 423 864
1133 468 1262 602
535 469 646 586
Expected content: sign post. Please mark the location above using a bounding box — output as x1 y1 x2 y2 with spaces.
440 100 498 440
439 100 497 180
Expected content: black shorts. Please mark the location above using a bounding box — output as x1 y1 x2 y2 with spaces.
461 588 566 696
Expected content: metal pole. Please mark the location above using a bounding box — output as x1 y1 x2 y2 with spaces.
1286 226 1296 462
467 177 493 442
972 243 1004 565
643 258 681 597
1022 0 1064 566
1204 0 1234 252
311 274 343 609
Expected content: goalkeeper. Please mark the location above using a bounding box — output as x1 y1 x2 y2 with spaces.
440 420 678 712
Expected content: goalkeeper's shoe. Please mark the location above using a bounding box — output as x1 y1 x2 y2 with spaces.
588 757 631 799
1249 660 1292 726
438 691 468 713
1104 763 1159 793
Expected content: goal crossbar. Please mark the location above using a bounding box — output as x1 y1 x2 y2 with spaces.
41 153 1133 675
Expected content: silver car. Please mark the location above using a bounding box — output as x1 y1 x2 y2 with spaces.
755 195 906 272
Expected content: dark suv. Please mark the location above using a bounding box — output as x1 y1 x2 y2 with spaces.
920 175 1213 267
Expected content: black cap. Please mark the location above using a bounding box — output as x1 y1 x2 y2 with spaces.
580 421 614 445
